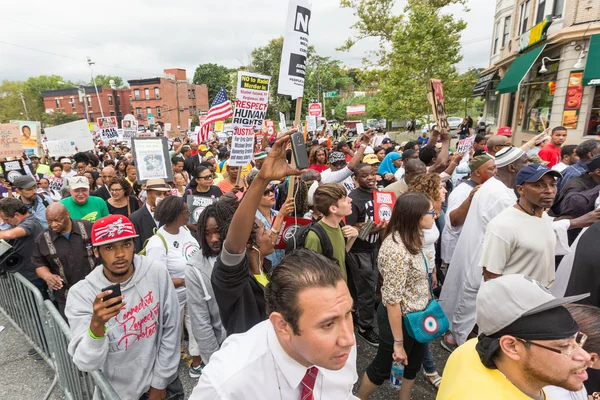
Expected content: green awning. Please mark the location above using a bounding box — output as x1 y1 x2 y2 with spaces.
496 45 547 94
583 34 600 86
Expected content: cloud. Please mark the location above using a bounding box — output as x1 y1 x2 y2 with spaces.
0 0 494 83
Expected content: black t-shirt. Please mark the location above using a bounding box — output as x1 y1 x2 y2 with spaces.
183 185 222 202
13 215 44 281
346 187 378 253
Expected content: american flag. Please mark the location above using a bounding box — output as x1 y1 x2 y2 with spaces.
199 85 233 142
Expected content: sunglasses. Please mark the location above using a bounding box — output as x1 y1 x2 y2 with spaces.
263 187 275 196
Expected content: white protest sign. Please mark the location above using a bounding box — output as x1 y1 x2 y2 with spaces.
44 119 94 153
356 122 365 136
46 176 64 192
231 71 271 166
165 123 172 132
457 135 476 154
45 139 76 158
307 116 316 132
279 112 287 133
278 0 312 99
101 127 119 142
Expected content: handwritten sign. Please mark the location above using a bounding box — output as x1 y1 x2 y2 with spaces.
46 139 76 158
0 124 24 158
44 120 95 152
429 79 450 132
46 176 64 192
456 135 476 154
373 191 395 224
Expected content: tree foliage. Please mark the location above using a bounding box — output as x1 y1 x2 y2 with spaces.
42 111 82 127
192 63 236 103
340 0 469 121
90 75 127 88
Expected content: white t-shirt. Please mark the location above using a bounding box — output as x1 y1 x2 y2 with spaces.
321 167 355 193
552 162 568 173
441 181 474 264
543 386 587 400
423 223 439 273
146 226 200 303
480 206 556 287
394 167 405 181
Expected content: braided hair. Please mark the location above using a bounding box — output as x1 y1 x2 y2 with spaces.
196 200 236 258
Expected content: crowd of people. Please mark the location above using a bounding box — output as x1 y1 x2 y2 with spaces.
3 121 600 400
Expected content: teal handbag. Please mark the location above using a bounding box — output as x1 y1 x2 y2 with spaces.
401 251 449 343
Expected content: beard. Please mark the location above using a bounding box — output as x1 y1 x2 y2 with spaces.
522 351 584 392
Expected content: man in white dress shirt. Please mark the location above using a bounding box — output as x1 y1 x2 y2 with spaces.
190 249 359 400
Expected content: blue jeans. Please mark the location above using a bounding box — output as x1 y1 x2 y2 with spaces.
422 343 436 373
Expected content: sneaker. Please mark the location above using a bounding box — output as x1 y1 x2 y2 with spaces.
440 334 458 353
357 328 379 347
189 363 205 378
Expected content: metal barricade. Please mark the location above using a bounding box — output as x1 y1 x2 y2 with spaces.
0 272 120 400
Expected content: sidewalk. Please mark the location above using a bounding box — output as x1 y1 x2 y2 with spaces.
0 312 64 400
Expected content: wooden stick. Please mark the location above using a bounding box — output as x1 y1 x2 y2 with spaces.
287 97 303 201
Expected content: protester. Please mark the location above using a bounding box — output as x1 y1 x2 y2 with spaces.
374 146 386 162
485 135 511 156
106 176 139 217
552 144 578 173
124 164 137 188
190 250 357 399
185 165 223 202
357 192 435 400
172 157 189 185
115 159 128 177
60 176 109 223
552 155 600 219
61 158 76 178
378 152 401 186
32 203 94 316
202 158 224 185
383 159 427 198
83 172 98 192
13 175 53 229
558 139 600 191
129 178 170 253
184 144 205 176
437 274 590 399
28 154 51 177
65 215 182 399
216 163 245 197
171 173 186 197
538 126 568 168
92 167 115 201
211 129 302 335
308 146 328 173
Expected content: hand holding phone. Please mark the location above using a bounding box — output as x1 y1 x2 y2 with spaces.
91 284 125 329
290 131 309 170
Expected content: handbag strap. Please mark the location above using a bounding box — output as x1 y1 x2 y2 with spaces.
420 249 434 297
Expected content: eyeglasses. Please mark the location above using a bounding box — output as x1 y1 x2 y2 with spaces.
109 188 124 193
426 209 436 215
517 332 587 358
332 161 347 168
197 175 213 180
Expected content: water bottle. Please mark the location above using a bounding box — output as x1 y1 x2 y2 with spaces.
390 361 404 390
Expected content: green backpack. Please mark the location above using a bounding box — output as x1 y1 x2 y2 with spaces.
138 230 168 256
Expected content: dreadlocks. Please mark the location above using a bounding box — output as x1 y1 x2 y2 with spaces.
197 200 236 259
292 180 309 217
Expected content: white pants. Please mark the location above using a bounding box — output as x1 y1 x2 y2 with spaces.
179 301 200 357
449 278 481 345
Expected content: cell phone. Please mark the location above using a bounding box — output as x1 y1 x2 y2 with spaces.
101 283 122 306
290 131 309 170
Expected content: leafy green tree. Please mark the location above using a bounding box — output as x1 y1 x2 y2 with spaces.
90 75 127 88
340 0 468 121
42 111 82 127
192 64 236 103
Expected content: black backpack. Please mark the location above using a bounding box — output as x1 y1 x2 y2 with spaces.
285 219 344 262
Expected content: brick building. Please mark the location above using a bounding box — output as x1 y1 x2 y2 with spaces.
41 86 132 124
127 68 209 129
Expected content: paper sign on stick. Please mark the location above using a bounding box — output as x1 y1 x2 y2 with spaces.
356 122 365 136
279 112 287 133
46 139 76 158
373 191 395 224
274 216 313 249
429 79 450 132
44 120 94 152
10 120 40 156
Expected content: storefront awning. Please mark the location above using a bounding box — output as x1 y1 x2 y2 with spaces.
472 70 498 97
583 34 600 86
496 45 547 94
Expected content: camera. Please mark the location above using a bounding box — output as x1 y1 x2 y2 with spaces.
0 240 24 274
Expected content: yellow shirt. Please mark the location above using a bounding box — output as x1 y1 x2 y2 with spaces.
254 271 269 287
437 339 547 400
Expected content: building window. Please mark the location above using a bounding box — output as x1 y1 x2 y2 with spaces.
136 107 142 119
89 112 94 122
70 96 76 110
156 106 162 118
87 96 92 107
129 95 133 106
521 54 559 132
502 17 511 48
192 89 196 99
535 0 546 24
188 89 191 99
519 0 532 35
110 111 115 116
552 0 564 17
585 89 600 136
493 21 501 54
144 88 150 100
134 89 140 101
146 107 151 116
108 95 113 106
154 87 160 99
55 98 61 109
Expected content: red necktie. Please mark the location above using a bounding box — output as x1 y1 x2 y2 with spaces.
300 366 319 400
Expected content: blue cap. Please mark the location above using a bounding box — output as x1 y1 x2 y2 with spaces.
515 164 562 186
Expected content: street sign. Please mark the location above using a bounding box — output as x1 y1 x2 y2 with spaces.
309 98 319 104
308 103 322 117
324 91 338 98
147 113 155 126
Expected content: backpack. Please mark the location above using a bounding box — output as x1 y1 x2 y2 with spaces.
285 219 344 262
138 231 168 256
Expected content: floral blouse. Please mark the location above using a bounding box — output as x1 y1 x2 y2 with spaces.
378 233 431 314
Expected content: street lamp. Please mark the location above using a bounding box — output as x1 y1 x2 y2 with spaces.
87 56 105 118
539 57 561 74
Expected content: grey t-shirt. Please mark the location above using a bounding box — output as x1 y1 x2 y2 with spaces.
12 215 44 281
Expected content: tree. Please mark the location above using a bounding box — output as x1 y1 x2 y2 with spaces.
42 111 82 127
192 64 236 103
90 75 127 88
340 0 468 121
444 68 482 117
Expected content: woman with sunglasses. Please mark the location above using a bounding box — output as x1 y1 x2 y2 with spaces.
308 147 328 173
357 192 436 400
185 165 223 203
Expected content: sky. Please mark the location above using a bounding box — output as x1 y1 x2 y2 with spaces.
0 0 496 84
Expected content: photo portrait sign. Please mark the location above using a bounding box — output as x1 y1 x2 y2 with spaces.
131 137 173 184
9 120 40 157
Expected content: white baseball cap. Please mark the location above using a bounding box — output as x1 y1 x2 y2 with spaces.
476 274 589 336
68 176 89 190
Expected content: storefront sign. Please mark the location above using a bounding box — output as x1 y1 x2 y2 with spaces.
472 70 498 97
346 105 366 115
562 71 584 129
519 16 552 53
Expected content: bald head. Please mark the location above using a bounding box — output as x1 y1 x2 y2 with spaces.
46 203 71 234
404 159 427 185
486 136 510 156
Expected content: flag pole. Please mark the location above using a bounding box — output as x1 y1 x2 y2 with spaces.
287 97 302 201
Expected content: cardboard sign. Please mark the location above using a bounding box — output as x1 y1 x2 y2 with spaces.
373 191 395 224
131 137 173 184
273 216 313 249
307 116 317 132
278 0 312 99
456 135 476 154
214 121 224 132
187 195 218 224
356 122 365 136
45 176 64 192
9 120 40 156
46 139 76 158
166 130 179 139
44 120 95 152
0 124 24 158
279 112 287 133
1 160 26 183
231 71 271 166
429 79 450 131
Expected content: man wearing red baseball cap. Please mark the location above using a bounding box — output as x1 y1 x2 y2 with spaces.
496 126 512 137
65 215 182 399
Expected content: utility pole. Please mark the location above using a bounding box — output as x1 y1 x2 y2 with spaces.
18 91 29 120
78 86 90 122
109 79 122 127
87 57 105 118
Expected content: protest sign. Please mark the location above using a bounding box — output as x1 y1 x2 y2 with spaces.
278 0 312 99
10 120 40 156
97 116 117 129
307 116 317 132
230 71 271 166
121 121 137 144
456 135 476 154
346 105 366 115
186 195 218 224
264 120 276 138
44 120 95 153
429 79 450 132
46 176 64 192
373 191 395 224
214 121 224 132
273 216 313 249
279 112 287 133
0 124 24 158
1 160 26 184
356 122 365 136
45 139 76 158
131 137 173 184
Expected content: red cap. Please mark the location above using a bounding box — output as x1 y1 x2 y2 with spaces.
497 126 512 136
92 215 138 246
